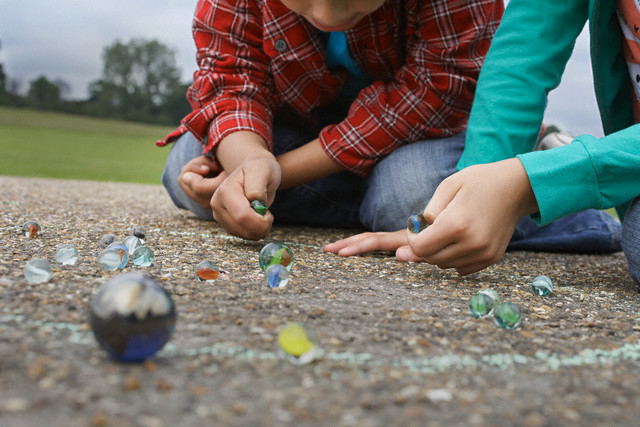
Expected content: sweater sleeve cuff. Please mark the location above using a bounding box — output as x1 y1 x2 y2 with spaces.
517 139 601 225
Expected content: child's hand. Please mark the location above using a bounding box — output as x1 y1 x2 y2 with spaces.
211 156 281 240
324 230 410 257
396 158 538 275
178 156 228 209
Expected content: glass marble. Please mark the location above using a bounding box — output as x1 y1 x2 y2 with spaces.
250 200 268 216
265 264 289 289
406 214 429 234
99 234 118 248
469 293 495 318
493 302 522 329
106 242 128 269
123 236 143 255
259 242 294 272
21 220 41 238
24 258 53 284
89 273 176 362
277 322 321 365
531 275 553 296
131 247 154 267
97 249 124 271
56 244 79 266
195 260 220 282
478 288 500 306
130 226 147 241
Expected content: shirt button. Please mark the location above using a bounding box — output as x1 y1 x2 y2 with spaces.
274 39 287 52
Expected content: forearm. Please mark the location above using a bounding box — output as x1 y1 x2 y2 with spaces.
277 138 345 189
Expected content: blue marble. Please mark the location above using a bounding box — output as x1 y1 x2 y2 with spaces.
89 273 176 362
106 242 128 269
265 264 289 288
406 214 429 234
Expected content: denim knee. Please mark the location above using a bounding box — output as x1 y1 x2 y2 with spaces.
161 132 214 221
622 197 640 286
359 133 465 231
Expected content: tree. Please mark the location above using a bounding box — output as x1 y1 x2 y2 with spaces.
0 40 11 105
0 62 9 105
90 38 184 122
27 76 62 109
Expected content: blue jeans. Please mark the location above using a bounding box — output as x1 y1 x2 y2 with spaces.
161 125 465 231
623 197 640 285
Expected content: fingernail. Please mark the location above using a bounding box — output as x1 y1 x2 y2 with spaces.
183 173 192 185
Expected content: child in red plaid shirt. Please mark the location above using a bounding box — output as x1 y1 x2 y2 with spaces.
159 0 503 240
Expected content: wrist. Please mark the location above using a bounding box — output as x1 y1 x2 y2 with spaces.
216 131 272 172
510 158 539 217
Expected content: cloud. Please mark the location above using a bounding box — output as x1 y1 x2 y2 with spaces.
0 0 196 99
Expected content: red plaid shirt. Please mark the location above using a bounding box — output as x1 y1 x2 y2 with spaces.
157 0 503 176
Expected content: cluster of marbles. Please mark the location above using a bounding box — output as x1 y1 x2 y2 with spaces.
97 226 154 271
20 221 83 283
259 242 294 289
89 273 176 362
468 288 521 329
21 220 42 238
277 322 321 365
406 213 429 234
250 200 269 216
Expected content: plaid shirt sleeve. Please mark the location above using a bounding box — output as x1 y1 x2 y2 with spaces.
319 0 504 176
156 0 275 156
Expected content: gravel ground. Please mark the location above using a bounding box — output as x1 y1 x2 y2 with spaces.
1 176 640 427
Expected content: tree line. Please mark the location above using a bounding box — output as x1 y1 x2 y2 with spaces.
0 38 191 126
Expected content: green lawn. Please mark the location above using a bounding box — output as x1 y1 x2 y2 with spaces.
0 107 176 184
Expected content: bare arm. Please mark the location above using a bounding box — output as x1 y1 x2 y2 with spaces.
277 138 345 189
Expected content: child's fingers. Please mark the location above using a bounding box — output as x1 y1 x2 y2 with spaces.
325 231 408 256
211 170 273 240
323 234 365 253
422 175 462 221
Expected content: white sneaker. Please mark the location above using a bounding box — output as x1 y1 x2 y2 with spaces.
535 129 574 151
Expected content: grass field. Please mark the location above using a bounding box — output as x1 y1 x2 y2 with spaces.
0 107 175 184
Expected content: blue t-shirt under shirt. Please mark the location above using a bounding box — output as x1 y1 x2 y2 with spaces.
323 31 370 98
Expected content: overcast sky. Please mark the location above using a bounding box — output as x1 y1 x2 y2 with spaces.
0 0 603 137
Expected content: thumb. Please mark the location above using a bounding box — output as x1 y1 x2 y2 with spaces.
396 245 423 262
